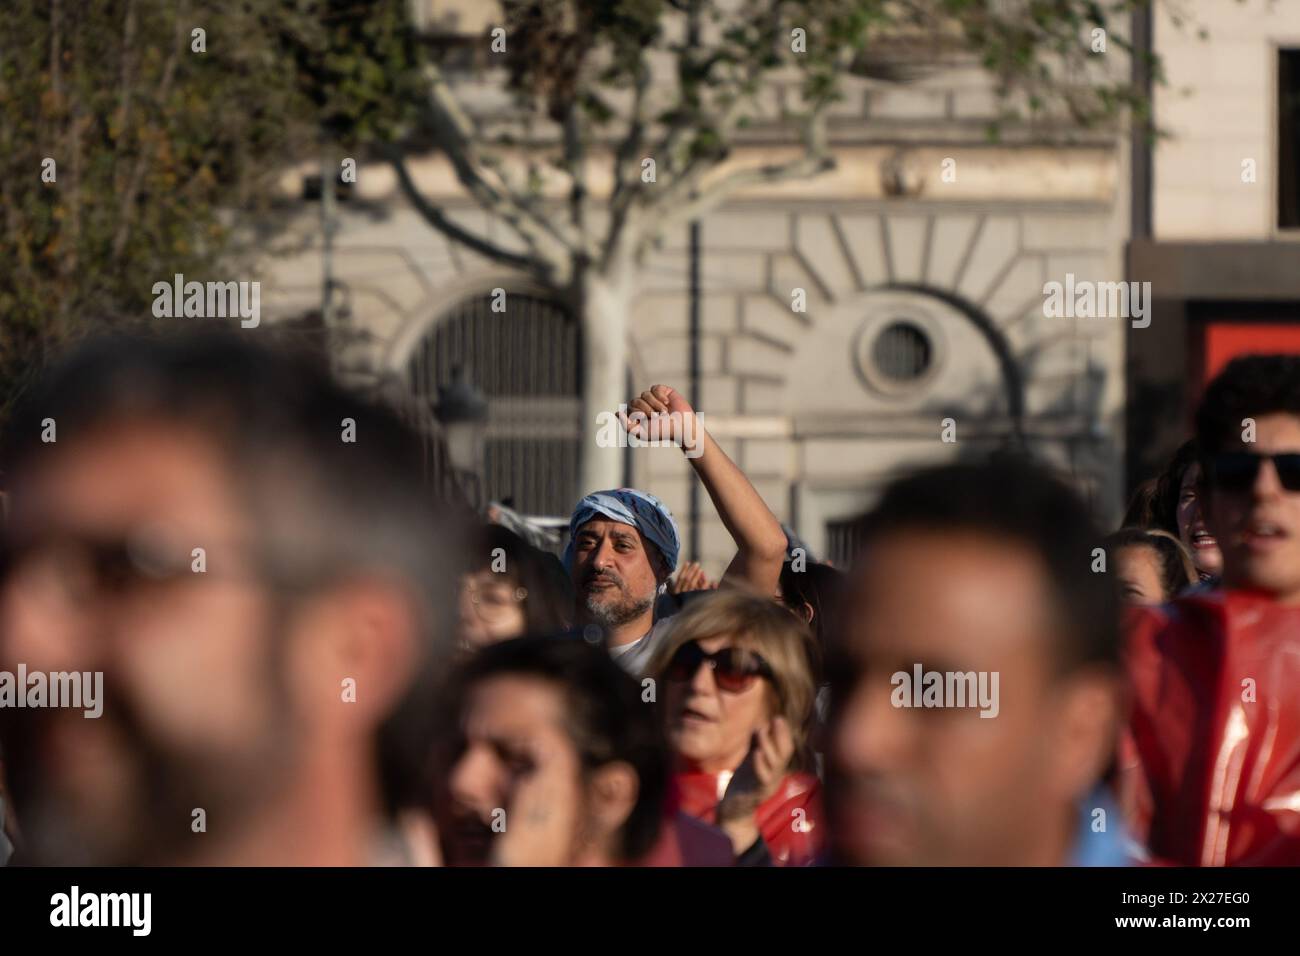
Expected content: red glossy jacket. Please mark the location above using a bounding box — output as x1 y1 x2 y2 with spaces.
673 769 824 866
1121 590 1300 866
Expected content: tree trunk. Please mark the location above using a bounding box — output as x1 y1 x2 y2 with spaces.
573 263 634 496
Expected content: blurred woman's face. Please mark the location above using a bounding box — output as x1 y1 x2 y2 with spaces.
457 570 528 649
1116 544 1167 606
1177 465 1223 577
664 636 773 774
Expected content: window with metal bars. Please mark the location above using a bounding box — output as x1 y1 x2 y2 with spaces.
404 290 582 517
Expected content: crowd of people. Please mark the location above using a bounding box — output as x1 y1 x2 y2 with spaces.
0 327 1298 867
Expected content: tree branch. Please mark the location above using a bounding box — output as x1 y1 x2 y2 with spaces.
420 61 577 265
112 2 184 259
111 0 137 218
563 100 588 254
627 1 783 257
384 147 552 280
603 59 652 271
644 134 832 250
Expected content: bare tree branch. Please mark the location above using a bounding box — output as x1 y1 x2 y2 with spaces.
115 0 138 179
384 146 551 280
49 0 62 97
644 115 832 250
563 100 589 256
420 61 577 266
623 0 785 262
112 2 185 259
603 59 652 271
659 152 831 238
107 0 137 277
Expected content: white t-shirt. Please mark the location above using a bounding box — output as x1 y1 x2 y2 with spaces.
608 617 675 677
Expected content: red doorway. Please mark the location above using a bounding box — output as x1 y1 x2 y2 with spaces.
1202 322 1300 384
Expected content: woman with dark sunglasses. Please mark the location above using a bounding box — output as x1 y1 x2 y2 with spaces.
647 589 823 866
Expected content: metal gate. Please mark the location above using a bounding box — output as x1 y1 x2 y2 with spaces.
404 289 582 518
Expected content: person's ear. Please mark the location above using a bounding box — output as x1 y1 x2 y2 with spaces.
800 601 815 625
283 576 420 738
1048 669 1122 803
584 761 639 856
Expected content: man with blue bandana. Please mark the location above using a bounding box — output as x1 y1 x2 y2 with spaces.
565 385 788 675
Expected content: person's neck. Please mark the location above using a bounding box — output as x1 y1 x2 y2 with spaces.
681 751 748 777
1222 574 1300 606
582 608 655 648
167 744 386 866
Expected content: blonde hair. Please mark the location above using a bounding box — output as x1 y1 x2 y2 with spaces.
648 589 820 767
1141 527 1198 586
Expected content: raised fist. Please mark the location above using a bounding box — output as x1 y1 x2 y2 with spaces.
619 384 701 453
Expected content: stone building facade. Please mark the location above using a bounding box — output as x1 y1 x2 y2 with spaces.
1127 0 1300 489
256 0 1134 573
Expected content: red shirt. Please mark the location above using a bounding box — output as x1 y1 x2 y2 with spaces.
1121 590 1300 865
673 769 824 866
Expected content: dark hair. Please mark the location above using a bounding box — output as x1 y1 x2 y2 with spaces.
1151 439 1200 537
851 456 1120 674
475 524 574 634
778 559 844 659
1103 527 1197 601
1196 355 1300 468
0 329 465 815
1122 477 1159 529
435 636 667 862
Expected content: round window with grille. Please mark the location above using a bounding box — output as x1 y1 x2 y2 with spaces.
871 321 933 383
852 299 946 398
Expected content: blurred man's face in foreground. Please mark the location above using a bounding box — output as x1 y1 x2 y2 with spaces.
1205 413 1300 603
438 673 635 866
0 418 409 865
828 530 1117 866
0 420 298 863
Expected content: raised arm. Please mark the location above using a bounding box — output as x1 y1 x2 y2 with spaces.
623 384 788 598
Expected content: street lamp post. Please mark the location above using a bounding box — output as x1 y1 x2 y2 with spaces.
432 365 489 511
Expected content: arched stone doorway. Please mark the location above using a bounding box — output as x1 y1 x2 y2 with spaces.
387 278 583 517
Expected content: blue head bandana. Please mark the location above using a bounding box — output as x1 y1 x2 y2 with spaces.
562 488 681 580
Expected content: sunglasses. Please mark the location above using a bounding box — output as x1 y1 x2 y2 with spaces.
665 640 774 693
1209 452 1300 494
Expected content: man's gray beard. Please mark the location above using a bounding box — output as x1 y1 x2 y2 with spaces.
584 591 655 629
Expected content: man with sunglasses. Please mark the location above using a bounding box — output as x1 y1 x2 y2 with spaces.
1122 354 1300 865
0 331 461 865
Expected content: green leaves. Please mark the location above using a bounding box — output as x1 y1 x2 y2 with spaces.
0 0 418 417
